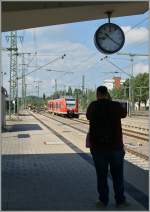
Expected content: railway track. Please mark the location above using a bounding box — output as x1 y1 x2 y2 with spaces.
31 111 148 165
122 123 148 132
30 111 149 170
73 117 149 162
72 118 149 142
77 115 148 130
42 111 149 142
122 128 148 141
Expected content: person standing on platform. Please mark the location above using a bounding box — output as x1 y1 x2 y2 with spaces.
86 86 127 208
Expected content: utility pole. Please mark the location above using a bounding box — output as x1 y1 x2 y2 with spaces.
85 88 88 108
34 80 42 110
117 52 149 113
136 86 148 110
63 85 66 96
81 75 85 111
55 79 57 93
24 83 32 108
22 54 26 109
123 86 129 98
24 84 27 109
6 32 19 119
34 80 42 97
82 75 85 94
18 52 31 109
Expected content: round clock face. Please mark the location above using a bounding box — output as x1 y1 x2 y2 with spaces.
94 23 125 54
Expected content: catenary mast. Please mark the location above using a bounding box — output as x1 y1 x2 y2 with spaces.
6 31 18 118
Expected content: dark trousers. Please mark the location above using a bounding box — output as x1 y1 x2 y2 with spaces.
91 149 126 205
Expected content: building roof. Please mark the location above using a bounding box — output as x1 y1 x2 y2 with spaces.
2 1 148 31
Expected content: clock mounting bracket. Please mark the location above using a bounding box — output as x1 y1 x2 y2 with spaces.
105 11 113 24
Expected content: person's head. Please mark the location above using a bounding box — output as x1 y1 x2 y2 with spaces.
96 86 111 100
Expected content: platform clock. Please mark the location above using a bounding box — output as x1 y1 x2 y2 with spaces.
94 22 125 54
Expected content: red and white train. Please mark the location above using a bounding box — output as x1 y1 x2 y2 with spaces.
48 97 79 118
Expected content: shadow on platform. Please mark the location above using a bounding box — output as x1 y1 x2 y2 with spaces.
5 124 43 132
19 113 32 116
2 153 149 211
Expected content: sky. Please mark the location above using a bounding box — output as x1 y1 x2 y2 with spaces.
2 10 149 97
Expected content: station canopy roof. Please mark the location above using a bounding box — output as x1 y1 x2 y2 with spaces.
2 1 148 32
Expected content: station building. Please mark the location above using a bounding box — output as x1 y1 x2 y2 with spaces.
104 77 125 90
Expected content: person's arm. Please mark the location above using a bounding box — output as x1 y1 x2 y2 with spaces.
86 102 94 120
118 103 127 118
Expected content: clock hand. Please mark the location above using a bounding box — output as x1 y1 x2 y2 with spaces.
104 33 120 46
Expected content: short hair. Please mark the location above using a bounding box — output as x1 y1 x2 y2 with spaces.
96 86 108 96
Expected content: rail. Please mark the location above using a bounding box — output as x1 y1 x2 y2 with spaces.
30 110 148 161
73 118 149 142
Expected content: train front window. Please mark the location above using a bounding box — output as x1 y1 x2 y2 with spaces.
66 98 75 101
66 103 76 108
66 99 76 108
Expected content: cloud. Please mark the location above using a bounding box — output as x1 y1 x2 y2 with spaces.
20 76 63 97
132 63 149 75
20 40 99 75
27 24 67 36
22 24 68 50
122 26 148 46
123 62 148 77
4 22 148 96
37 40 91 55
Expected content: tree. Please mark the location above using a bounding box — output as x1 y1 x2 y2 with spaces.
67 86 72 96
113 73 149 109
122 79 129 99
74 88 82 98
109 87 124 100
134 73 149 108
43 93 46 100
86 89 96 104
25 95 45 109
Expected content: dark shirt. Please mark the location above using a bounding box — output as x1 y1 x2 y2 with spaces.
86 99 127 150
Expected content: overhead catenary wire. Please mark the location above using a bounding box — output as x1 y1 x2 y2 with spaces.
124 17 148 35
83 59 125 87
54 16 148 87
17 15 148 94
23 55 66 78
26 52 37 67
62 60 106 86
56 54 100 84
61 55 113 86
124 38 148 49
121 16 148 50
103 58 131 77
30 17 147 85
67 52 97 72
109 55 148 62
54 52 98 81
87 58 127 84
130 41 148 50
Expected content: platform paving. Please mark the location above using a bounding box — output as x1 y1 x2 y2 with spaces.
1 112 149 210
